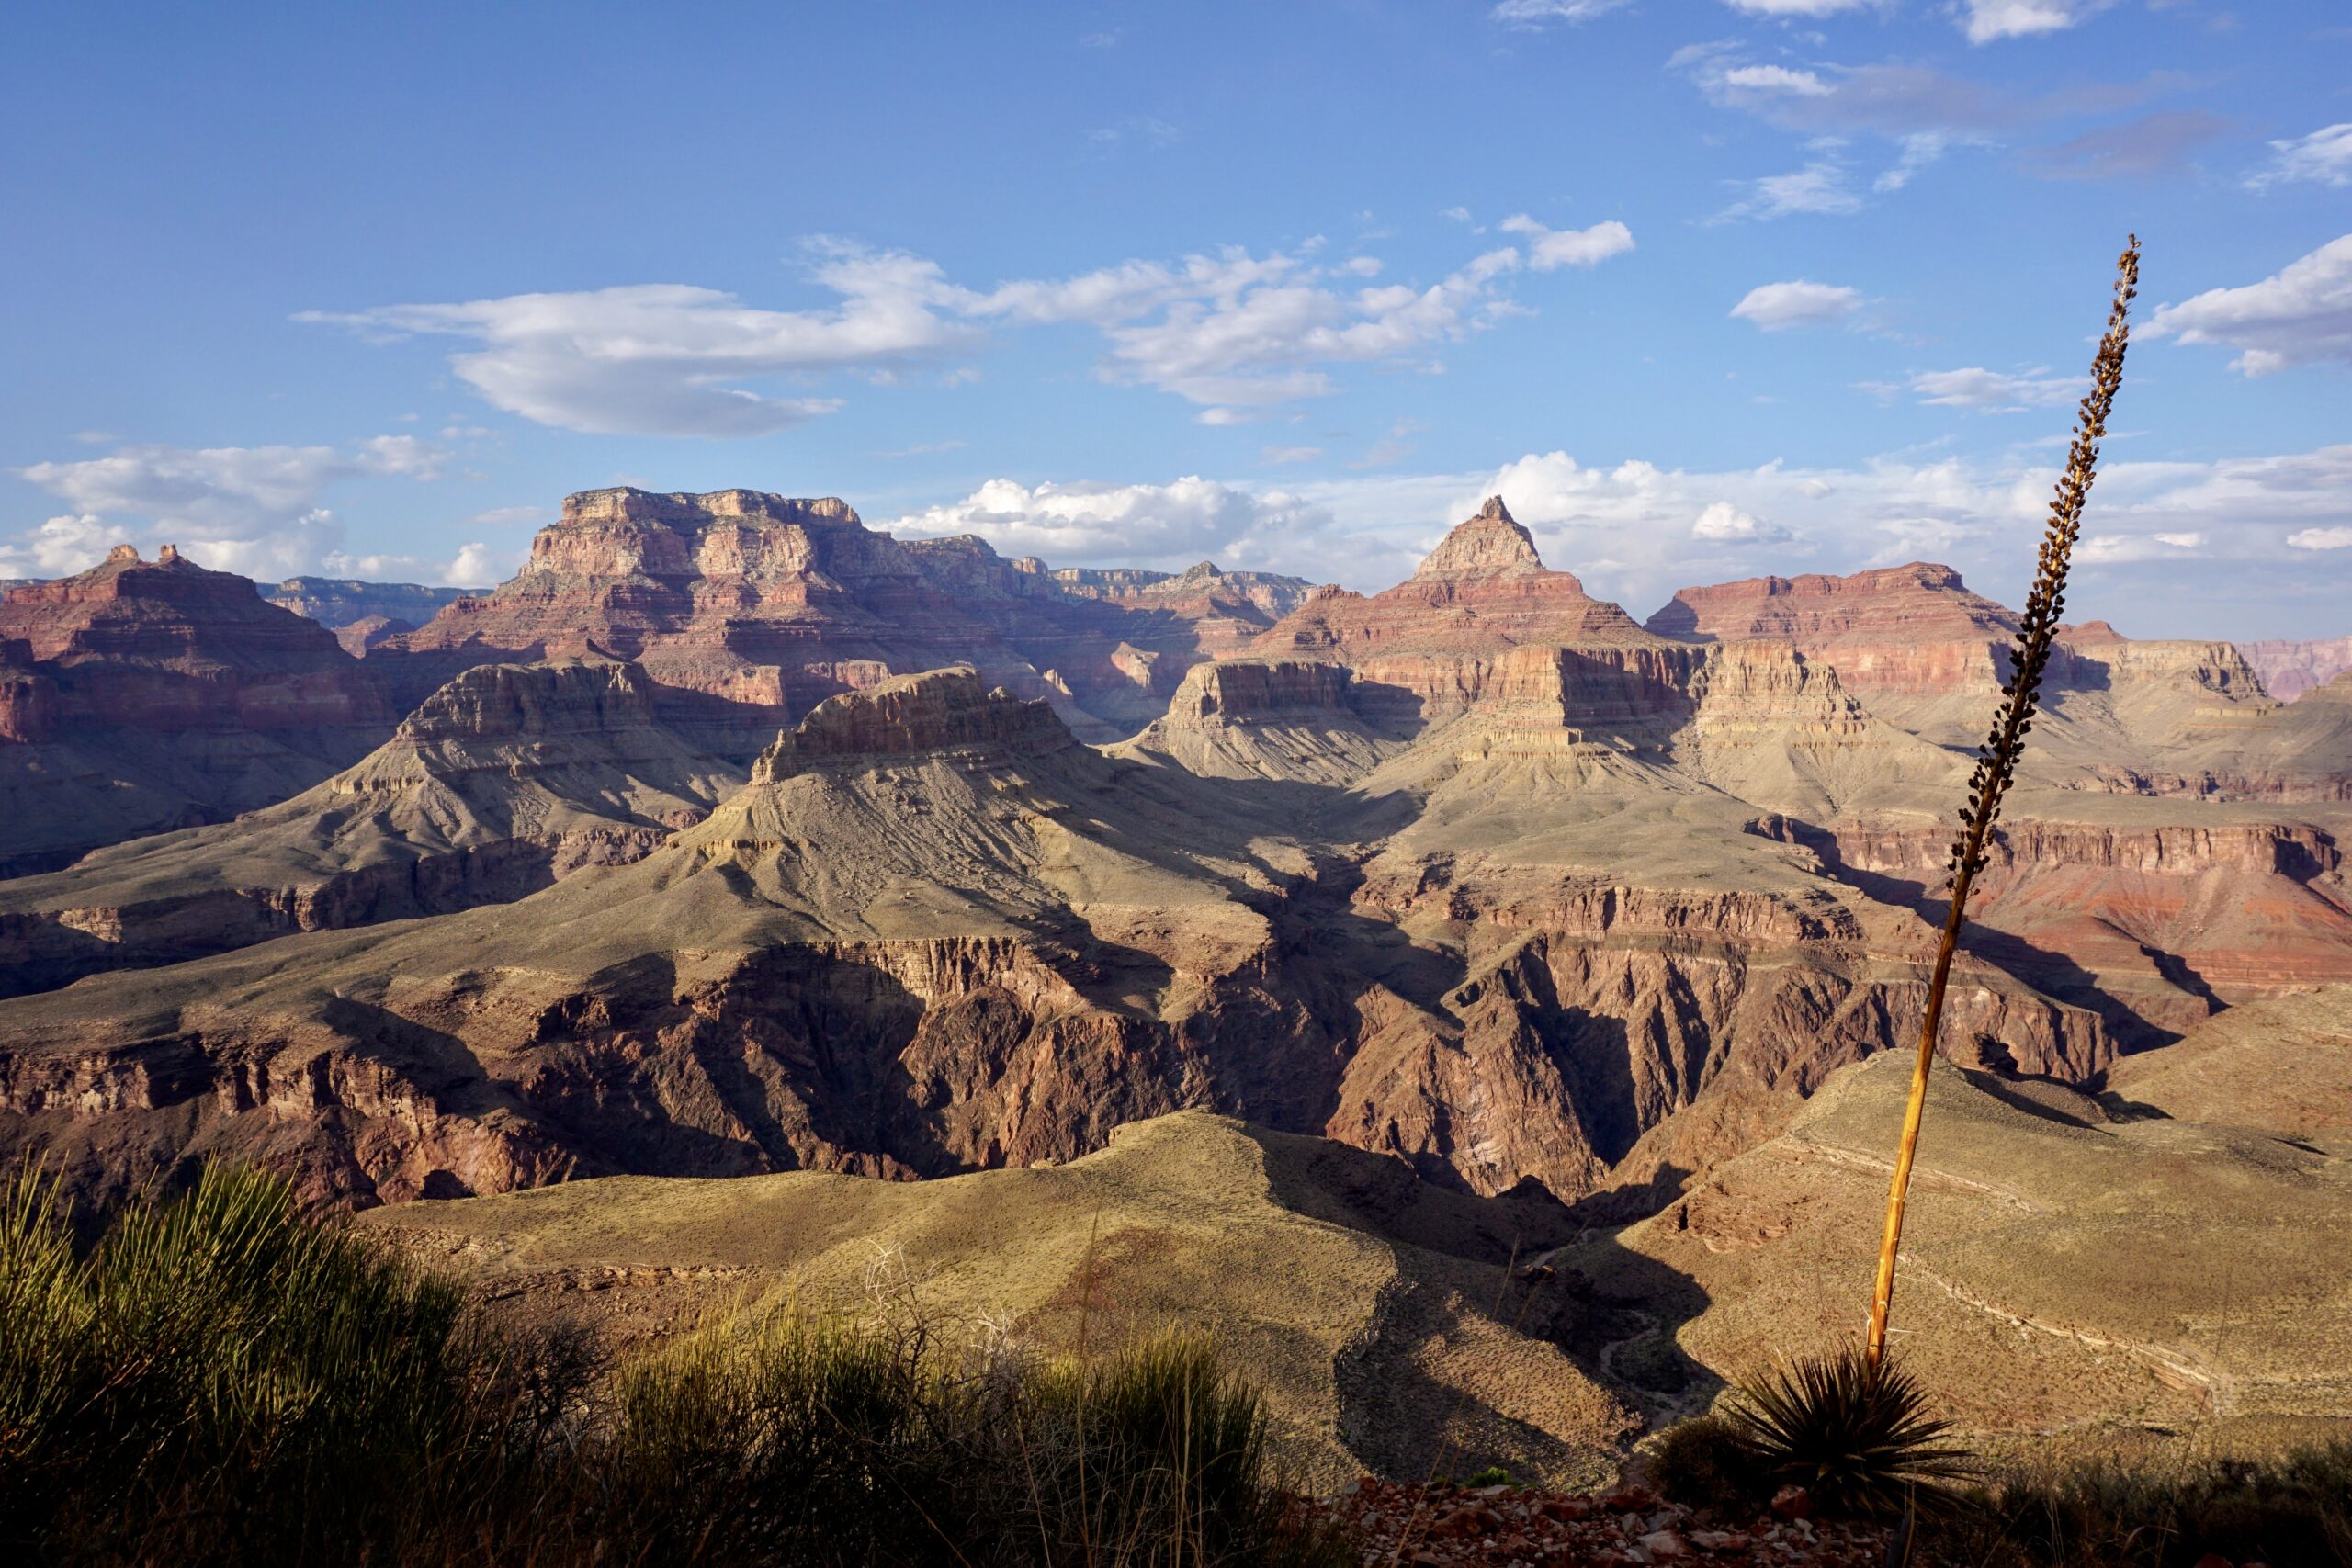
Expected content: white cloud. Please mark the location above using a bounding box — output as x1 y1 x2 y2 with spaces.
14 437 441 579
922 443 2351 636
301 246 970 437
312 236 1599 429
1873 132 1951 192
1731 280 1862 330
1489 0 1635 24
2147 235 2352 376
1715 159 1864 221
1496 216 1637 271
1692 502 1792 543
322 541 515 587
0 515 132 578
1720 65 1832 96
888 477 1336 574
2247 124 2352 191
1956 0 2119 44
1906 367 2081 411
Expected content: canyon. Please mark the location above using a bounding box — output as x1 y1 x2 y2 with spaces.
0 488 2346 1241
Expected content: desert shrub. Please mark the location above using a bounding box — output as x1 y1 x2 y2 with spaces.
0 1158 1351 1567
1942 1441 2352 1568
0 1160 571 1562
1717 1347 1974 1517
1647 1414 1768 1516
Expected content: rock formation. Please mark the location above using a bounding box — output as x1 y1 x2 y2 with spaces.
266 576 468 634
2238 633 2352 703
0 546 389 873
1116 659 1404 785
0 659 740 994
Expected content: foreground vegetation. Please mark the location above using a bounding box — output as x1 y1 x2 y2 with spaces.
1650 1398 2352 1568
0 1163 1346 1567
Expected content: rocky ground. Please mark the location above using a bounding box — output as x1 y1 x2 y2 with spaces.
1300 1479 1906 1567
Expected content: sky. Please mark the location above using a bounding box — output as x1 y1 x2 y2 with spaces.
4 1 2348 639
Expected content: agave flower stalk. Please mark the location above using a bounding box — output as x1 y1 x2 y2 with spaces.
1863 236 2142 1371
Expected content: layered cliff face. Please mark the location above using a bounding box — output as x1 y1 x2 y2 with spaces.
2239 633 2352 703
0 659 741 995
1115 660 1405 785
266 576 468 634
0 547 390 873
1645 562 2019 700
383 489 1327 751
1241 499 1662 732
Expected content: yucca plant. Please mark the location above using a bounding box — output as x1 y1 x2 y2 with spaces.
1719 1348 1975 1517
1865 236 2142 1370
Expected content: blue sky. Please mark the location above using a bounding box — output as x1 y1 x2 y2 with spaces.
5 0 2348 637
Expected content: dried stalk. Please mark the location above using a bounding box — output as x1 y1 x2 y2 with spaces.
1863 236 2142 1371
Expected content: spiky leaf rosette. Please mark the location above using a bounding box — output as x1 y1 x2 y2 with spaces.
1720 1348 1975 1517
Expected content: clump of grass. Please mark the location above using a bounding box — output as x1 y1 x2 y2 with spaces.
1717 1348 1974 1517
0 1158 1351 1566
0 1160 568 1562
1646 1414 1768 1517
1946 1441 2352 1567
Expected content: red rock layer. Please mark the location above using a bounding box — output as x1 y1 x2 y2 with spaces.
0 545 382 737
385 489 1322 749
1241 498 1668 728
1645 562 2018 697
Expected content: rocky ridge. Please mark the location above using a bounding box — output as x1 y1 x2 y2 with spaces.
0 659 739 994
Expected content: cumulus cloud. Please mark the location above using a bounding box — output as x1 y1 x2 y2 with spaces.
1904 367 2082 411
1496 216 1637 271
1956 0 2119 44
0 515 133 578
1731 280 1862 330
2146 235 2352 375
888 477 1336 574
1691 502 1793 543
14 437 442 579
2247 124 2352 191
922 443 2351 637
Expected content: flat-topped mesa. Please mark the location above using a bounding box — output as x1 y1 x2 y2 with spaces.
391 659 662 744
1646 562 2017 646
527 488 876 582
1645 562 2020 699
1414 496 1547 581
1161 659 1355 726
560 486 862 532
752 667 1075 782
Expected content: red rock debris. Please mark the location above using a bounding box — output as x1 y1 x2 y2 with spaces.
1294 1479 1905 1567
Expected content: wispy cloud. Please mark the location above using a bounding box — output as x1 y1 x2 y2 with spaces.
2246 123 2352 190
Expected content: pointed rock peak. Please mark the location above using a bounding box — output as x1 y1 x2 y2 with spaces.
157 544 183 564
105 544 140 564
1174 559 1226 583
1415 496 1544 579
